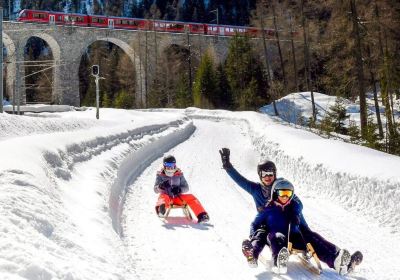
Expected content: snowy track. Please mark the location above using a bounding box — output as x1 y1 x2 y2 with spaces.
2 108 400 279
122 119 398 279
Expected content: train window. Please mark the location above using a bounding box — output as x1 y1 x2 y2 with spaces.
20 12 27 17
115 20 122 25
57 15 62 21
33 13 46 19
129 20 138 26
70 16 82 22
92 18 105 24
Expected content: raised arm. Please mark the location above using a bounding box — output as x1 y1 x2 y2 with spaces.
219 148 258 195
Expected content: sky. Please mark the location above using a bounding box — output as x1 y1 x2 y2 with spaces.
1 94 400 279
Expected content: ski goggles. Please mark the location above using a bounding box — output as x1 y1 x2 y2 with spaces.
260 171 275 178
277 189 293 198
163 162 176 169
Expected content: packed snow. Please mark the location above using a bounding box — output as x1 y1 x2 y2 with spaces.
1 100 400 280
260 91 400 129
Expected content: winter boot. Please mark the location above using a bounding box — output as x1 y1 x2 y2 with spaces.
242 239 258 268
347 251 363 273
271 247 289 274
197 212 209 224
334 249 351 275
158 204 166 217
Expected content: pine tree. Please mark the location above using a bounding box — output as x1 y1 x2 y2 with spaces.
363 115 380 150
327 97 350 135
175 74 192 108
348 120 361 143
193 51 217 108
215 63 233 109
102 92 112 107
319 113 334 138
114 90 135 109
225 34 266 110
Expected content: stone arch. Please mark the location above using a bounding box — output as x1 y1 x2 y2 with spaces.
78 37 145 107
2 32 16 102
160 42 200 74
23 33 61 104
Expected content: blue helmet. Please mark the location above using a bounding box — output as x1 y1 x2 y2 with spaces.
271 178 294 204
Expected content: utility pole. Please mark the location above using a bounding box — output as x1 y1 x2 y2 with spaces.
210 8 219 25
0 7 3 113
210 8 219 41
16 63 20 115
91 65 104 119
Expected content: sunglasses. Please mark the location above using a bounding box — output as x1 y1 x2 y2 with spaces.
260 171 275 178
277 189 293 197
164 162 176 169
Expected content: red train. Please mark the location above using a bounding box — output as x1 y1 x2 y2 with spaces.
17 9 275 37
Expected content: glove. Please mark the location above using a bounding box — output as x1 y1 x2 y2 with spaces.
170 186 182 197
219 148 232 169
159 180 170 191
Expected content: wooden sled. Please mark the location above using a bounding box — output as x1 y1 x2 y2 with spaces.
288 241 323 275
162 200 193 221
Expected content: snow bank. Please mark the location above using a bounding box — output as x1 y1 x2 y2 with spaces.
0 110 195 279
0 112 97 139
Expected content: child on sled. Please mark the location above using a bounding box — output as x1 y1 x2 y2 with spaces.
154 155 209 224
244 178 361 275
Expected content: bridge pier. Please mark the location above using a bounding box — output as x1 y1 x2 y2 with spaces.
58 58 80 106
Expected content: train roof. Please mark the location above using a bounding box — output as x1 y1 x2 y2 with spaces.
19 9 89 17
18 9 266 30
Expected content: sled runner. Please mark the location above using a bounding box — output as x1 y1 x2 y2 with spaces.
160 196 193 221
257 242 322 275
287 223 323 275
288 241 322 275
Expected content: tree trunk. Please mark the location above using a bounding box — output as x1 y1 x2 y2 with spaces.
366 45 384 138
350 0 367 137
289 12 299 92
301 0 316 121
272 3 287 94
260 1 278 116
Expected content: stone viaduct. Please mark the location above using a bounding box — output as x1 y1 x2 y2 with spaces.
3 21 231 107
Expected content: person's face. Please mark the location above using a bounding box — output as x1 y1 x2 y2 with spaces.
276 189 293 205
260 171 275 186
277 195 290 205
